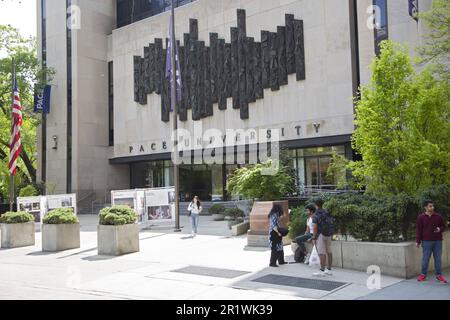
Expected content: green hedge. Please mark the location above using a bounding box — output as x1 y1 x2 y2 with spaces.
43 208 79 224
318 185 449 242
208 204 226 215
99 205 137 226
224 207 245 220
288 207 309 240
0 211 35 224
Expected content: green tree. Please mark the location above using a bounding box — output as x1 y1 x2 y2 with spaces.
418 0 450 81
352 40 450 195
226 160 294 201
0 25 52 201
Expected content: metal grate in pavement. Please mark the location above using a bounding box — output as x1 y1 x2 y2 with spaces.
171 266 250 279
252 274 347 292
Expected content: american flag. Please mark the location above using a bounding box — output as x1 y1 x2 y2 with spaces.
9 81 23 176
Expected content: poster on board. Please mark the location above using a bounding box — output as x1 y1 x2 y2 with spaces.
46 194 77 214
17 196 44 222
145 187 175 223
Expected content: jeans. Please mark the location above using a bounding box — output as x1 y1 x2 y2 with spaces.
421 240 443 276
191 213 199 234
295 233 313 254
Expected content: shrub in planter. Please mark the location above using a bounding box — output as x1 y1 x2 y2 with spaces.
0 212 35 248
209 204 226 221
42 208 80 252
43 208 79 224
99 205 137 225
0 211 35 224
98 206 139 256
225 208 245 229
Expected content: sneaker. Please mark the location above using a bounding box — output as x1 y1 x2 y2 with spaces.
417 274 426 282
313 270 326 277
304 254 310 264
324 269 333 276
436 275 448 284
269 264 278 268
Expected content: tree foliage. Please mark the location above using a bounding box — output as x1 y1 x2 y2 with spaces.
352 41 450 195
418 0 450 81
0 25 52 202
226 160 294 201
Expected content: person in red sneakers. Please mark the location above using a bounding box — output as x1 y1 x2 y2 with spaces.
416 200 447 284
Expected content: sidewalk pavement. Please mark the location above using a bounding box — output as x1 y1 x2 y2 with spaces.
0 215 447 300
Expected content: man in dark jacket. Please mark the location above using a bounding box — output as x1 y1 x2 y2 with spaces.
416 200 447 283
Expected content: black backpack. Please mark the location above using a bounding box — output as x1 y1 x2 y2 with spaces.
319 212 336 237
294 246 305 263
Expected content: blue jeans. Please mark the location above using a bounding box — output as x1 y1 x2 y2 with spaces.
295 234 313 254
191 214 199 234
421 240 443 276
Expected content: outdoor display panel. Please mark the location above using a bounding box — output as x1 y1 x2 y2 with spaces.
111 187 176 227
17 194 77 223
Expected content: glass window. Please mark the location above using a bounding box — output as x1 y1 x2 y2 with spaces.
108 61 114 146
117 0 197 28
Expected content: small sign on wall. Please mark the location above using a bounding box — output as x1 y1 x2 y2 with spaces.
408 0 419 21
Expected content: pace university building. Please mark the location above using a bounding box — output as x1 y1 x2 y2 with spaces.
36 0 429 209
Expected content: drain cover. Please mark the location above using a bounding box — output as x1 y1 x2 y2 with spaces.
172 266 250 279
252 274 347 292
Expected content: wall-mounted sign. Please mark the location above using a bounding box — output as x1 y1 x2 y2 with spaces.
408 0 419 22
33 85 52 114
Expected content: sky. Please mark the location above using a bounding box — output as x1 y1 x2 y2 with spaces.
0 0 37 38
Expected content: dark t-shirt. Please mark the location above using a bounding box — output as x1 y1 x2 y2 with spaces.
312 208 329 235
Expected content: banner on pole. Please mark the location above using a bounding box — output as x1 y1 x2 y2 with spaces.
408 0 419 22
33 85 52 113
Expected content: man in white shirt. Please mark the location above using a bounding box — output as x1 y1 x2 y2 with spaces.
295 204 316 263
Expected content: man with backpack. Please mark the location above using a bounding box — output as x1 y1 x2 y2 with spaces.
311 198 335 277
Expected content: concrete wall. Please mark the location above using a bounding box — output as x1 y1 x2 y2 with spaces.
111 0 356 159
37 0 129 203
299 232 450 279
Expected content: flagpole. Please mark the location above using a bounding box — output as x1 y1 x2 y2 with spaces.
171 0 181 232
9 59 15 212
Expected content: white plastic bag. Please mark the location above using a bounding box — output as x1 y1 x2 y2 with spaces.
309 245 320 267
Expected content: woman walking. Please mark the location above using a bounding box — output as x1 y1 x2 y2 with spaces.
268 204 286 267
187 196 202 237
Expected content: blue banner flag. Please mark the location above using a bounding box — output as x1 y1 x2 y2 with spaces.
408 0 419 21
33 85 51 113
165 17 182 109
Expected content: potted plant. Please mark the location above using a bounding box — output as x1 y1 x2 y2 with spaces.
98 205 139 256
209 204 226 221
224 207 245 230
0 211 35 248
42 208 80 252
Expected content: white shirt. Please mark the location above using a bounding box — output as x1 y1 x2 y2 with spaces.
307 217 314 235
188 202 202 214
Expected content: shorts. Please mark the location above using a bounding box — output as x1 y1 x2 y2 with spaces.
317 234 332 255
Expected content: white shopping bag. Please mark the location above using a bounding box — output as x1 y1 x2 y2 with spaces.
309 245 320 267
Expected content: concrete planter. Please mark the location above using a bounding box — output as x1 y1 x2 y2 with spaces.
98 224 139 256
42 223 80 252
231 221 250 236
1 222 35 248
212 213 225 221
298 231 450 279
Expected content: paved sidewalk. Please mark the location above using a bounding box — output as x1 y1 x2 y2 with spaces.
0 215 447 300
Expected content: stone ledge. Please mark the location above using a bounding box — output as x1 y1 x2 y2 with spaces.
294 232 450 279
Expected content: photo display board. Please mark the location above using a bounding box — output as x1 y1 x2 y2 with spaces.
111 187 175 226
17 194 77 223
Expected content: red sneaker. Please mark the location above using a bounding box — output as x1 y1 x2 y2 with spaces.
417 274 426 282
436 275 448 284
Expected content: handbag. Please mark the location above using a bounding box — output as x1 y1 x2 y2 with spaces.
187 202 192 217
